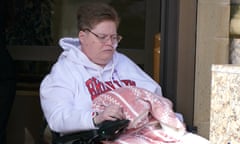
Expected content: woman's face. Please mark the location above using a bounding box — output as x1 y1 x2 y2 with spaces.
79 21 119 67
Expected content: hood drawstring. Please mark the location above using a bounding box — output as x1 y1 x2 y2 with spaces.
108 63 125 89
85 64 125 91
112 69 125 88
97 69 114 90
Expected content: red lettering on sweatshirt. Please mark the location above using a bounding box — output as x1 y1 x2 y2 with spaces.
85 77 136 100
121 80 136 86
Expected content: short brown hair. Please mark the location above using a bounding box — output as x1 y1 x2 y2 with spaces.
77 2 120 31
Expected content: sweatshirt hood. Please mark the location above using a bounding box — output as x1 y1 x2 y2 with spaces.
59 37 118 73
59 37 80 51
58 37 123 89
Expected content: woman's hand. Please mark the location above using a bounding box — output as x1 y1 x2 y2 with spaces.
94 104 125 125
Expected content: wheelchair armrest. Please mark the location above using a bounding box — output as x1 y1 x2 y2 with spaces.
52 129 98 144
95 119 130 141
52 119 130 144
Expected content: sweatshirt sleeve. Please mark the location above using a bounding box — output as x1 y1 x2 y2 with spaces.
40 61 96 133
117 54 163 96
132 64 163 96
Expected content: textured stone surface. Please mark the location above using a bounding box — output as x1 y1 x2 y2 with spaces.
210 64 240 143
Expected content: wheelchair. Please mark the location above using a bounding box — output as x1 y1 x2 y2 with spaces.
40 118 130 144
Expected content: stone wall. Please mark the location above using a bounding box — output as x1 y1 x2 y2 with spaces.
195 0 230 138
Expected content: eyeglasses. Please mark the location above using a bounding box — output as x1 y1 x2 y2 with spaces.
84 29 122 44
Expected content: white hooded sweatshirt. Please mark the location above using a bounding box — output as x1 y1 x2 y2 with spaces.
40 37 162 133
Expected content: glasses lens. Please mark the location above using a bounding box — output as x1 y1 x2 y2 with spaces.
86 29 122 44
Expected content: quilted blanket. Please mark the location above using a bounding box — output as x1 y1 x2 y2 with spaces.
92 86 210 144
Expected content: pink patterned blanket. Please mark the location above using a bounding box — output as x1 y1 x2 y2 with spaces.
92 86 210 144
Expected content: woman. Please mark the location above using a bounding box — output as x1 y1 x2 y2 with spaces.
40 3 210 144
40 2 162 133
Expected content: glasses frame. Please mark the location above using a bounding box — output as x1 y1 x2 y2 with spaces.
84 29 122 44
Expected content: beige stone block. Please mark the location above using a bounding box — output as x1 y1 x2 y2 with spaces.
195 0 231 141
195 38 229 123
194 121 210 139
196 37 229 64
195 17 230 140
210 65 240 144
197 2 230 38
199 0 229 4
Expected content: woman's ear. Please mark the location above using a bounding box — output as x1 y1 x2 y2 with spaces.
78 30 86 42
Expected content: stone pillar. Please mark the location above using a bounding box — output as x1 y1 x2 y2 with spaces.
210 64 240 143
195 0 230 138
